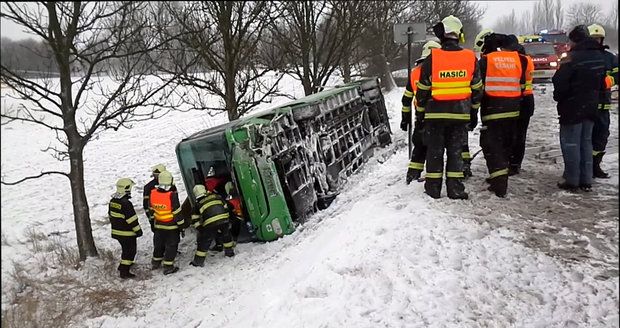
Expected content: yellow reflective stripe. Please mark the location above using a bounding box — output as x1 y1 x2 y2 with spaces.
154 224 178 230
416 106 425 113
223 242 234 248
120 259 134 265
199 200 223 214
172 207 182 215
431 87 472 96
593 150 603 156
109 211 125 219
461 152 471 159
195 250 207 257
446 171 464 178
481 111 519 121
126 215 138 224
408 162 424 170
162 260 174 265
152 257 163 261
176 219 185 226
112 229 136 237
489 168 509 178
416 82 431 90
132 225 142 232
612 67 618 74
203 213 229 226
404 90 414 97
402 106 411 113
144 195 150 199
426 172 443 179
193 221 201 228
425 113 470 120
432 81 471 88
598 104 612 110
471 103 480 109
471 80 483 90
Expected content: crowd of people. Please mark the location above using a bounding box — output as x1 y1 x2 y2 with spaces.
400 15 617 199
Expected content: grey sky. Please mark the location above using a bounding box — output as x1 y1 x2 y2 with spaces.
0 0 617 41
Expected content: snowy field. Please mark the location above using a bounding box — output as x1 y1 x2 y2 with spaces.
1 75 618 327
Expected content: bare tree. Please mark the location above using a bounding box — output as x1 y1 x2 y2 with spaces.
329 0 370 83
554 0 564 30
567 3 602 27
0 2 184 260
493 9 519 34
166 1 285 120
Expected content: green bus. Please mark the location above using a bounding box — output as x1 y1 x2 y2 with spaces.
175 77 391 242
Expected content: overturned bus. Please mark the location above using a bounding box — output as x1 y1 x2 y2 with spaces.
175 77 392 242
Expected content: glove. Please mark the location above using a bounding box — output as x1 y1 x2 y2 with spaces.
468 108 478 131
400 111 412 131
136 229 143 238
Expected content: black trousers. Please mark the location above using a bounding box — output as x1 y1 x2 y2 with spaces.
410 121 469 169
424 121 467 196
480 120 516 194
115 237 137 268
153 229 180 266
592 109 610 154
509 114 531 169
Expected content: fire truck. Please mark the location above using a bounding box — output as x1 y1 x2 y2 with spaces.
539 29 570 59
518 34 560 81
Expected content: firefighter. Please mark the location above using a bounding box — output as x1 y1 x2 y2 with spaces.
505 34 535 176
588 24 618 179
190 184 235 267
224 181 245 243
477 33 528 197
149 170 184 275
143 164 176 231
414 15 483 199
401 40 441 184
109 178 143 279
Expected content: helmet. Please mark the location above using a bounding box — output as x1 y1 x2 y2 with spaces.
569 25 589 43
193 184 207 198
588 24 605 38
441 15 463 37
158 170 173 186
224 181 234 195
207 166 215 177
420 40 441 59
474 28 493 52
116 178 135 194
151 164 166 174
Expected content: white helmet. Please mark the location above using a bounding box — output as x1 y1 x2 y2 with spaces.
421 40 441 59
588 24 605 38
193 184 207 199
474 28 493 52
441 15 463 37
115 178 135 195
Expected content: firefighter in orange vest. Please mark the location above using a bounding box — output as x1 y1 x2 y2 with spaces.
414 15 483 199
149 170 184 275
190 184 235 267
401 40 441 184
477 33 528 197
143 164 177 231
504 34 535 176
109 178 143 279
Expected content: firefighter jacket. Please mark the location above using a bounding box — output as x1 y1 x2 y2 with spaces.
521 54 535 117
149 188 184 230
143 178 176 219
598 48 618 110
415 39 483 123
552 38 607 125
226 197 245 222
191 193 230 229
478 50 528 123
401 61 424 125
109 194 143 239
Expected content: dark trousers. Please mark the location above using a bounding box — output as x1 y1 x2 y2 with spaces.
115 237 137 269
153 229 180 266
194 221 233 264
592 109 610 154
480 120 516 195
410 121 427 167
424 121 467 197
509 115 531 169
230 218 242 241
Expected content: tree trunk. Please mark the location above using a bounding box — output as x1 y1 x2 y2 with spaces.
342 55 351 83
377 53 396 91
68 144 98 260
225 74 238 121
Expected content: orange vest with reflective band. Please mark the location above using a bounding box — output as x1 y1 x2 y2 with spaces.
604 75 613 90
523 55 534 96
410 66 422 93
228 197 243 217
150 189 174 223
430 48 476 101
484 51 523 98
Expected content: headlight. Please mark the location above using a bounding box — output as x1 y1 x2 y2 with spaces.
550 61 558 67
561 52 567 58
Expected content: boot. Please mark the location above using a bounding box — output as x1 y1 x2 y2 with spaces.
487 176 507 198
163 265 179 275
190 255 205 267
151 259 162 270
118 264 136 279
508 165 520 176
446 178 468 200
424 180 442 199
557 181 578 192
210 244 223 252
462 161 472 179
224 248 235 257
579 184 592 192
406 168 422 185
593 153 610 179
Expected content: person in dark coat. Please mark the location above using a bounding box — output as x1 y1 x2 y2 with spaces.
552 25 607 192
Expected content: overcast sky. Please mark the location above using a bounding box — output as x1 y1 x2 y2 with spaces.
0 0 616 41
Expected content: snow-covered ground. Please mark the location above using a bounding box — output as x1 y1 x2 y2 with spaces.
1 76 618 327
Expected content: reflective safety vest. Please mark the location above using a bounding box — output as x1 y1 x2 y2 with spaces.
150 189 174 223
430 48 476 101
228 197 244 218
410 66 422 93
484 51 523 98
523 55 534 96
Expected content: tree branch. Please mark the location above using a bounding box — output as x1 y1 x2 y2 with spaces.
1 171 68 185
